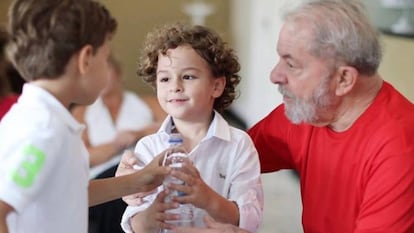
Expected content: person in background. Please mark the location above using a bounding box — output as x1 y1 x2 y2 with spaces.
0 27 19 121
72 54 162 233
119 0 414 233
116 23 263 233
0 1 169 233
72 54 162 178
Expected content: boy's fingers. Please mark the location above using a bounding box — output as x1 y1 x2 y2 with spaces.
116 151 138 177
204 215 218 227
153 152 166 166
123 150 138 165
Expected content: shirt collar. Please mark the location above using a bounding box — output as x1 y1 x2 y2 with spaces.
20 83 85 134
158 110 231 142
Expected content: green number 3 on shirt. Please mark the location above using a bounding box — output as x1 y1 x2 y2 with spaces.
12 144 46 188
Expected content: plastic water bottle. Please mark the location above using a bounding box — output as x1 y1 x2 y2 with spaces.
162 133 194 230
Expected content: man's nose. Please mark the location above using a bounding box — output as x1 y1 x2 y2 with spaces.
269 62 287 85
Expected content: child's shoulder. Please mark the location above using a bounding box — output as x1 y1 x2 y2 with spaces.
228 126 252 142
137 131 164 147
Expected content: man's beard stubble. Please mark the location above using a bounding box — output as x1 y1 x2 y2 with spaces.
278 75 336 125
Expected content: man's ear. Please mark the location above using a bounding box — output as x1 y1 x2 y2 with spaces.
77 45 94 75
212 76 226 98
335 66 358 96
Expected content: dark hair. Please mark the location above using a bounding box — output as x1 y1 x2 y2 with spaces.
6 0 117 81
1 27 25 95
0 27 10 98
138 23 241 112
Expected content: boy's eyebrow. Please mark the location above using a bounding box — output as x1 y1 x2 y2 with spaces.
181 67 201 72
157 70 168 74
156 69 173 76
156 67 201 75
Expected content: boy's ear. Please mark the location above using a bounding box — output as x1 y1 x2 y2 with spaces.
335 66 358 96
212 76 226 98
77 45 94 75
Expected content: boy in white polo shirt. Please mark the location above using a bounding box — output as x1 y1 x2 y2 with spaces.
0 1 169 233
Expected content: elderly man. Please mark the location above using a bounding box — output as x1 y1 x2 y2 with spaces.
120 0 414 232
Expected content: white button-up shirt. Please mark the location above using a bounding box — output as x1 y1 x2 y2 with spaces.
121 111 263 233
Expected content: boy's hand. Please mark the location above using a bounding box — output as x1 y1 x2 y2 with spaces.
116 150 139 177
116 150 169 205
172 215 250 233
0 201 13 233
167 160 214 210
134 152 170 192
130 190 179 232
116 151 145 205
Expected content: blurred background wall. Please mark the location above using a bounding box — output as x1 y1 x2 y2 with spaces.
97 0 232 96
1 0 413 127
0 0 231 96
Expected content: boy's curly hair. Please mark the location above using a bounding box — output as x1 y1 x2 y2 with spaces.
138 23 241 112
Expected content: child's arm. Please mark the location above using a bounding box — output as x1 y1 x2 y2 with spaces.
88 153 169 206
0 200 12 233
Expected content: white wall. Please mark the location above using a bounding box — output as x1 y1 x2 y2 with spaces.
229 3 307 233
361 0 411 29
229 0 302 127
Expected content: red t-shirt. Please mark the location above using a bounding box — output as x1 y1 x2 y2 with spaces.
0 94 19 121
248 81 414 233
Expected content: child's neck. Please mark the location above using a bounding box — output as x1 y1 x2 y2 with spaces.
172 113 214 151
102 92 123 124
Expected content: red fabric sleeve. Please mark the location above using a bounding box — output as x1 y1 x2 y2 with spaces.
248 105 295 173
0 94 19 120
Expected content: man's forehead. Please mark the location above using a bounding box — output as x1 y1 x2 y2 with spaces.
277 24 312 56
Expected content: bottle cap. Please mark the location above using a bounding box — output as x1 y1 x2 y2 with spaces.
168 133 183 144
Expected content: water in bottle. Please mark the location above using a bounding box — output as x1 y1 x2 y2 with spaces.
162 133 194 230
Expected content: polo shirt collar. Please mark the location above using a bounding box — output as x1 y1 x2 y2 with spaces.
20 83 85 133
